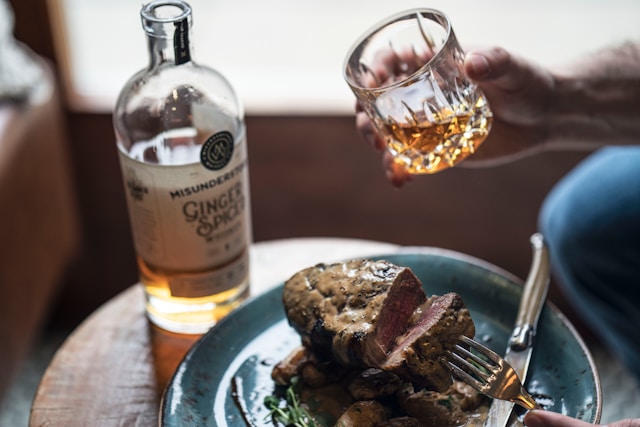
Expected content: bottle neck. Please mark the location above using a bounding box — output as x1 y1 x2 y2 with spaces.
141 0 194 67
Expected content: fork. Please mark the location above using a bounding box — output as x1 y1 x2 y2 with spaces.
443 335 542 410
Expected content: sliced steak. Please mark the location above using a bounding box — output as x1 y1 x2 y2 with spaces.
283 259 426 366
382 292 475 391
347 368 403 400
282 259 475 392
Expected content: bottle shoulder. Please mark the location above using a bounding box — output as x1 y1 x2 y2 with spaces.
115 62 242 115
113 61 245 163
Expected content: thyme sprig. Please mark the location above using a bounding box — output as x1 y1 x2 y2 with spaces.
264 376 316 427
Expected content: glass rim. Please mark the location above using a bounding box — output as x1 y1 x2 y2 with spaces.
141 0 192 23
343 8 453 92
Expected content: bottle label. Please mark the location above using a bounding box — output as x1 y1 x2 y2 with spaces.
118 131 251 275
201 131 234 171
173 17 191 65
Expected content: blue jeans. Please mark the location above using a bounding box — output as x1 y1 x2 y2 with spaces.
539 146 640 379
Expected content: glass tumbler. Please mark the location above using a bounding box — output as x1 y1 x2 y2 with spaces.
344 9 492 174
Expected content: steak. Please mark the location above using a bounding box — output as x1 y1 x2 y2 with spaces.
382 292 475 390
282 259 475 391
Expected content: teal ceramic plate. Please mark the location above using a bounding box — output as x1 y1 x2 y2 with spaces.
161 249 602 426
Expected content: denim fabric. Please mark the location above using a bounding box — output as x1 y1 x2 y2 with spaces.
539 146 640 379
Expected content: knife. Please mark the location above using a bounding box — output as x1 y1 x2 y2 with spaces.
484 233 550 427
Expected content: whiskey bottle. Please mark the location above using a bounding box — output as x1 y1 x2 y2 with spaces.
113 0 252 334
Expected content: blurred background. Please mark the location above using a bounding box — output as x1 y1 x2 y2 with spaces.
1 0 639 424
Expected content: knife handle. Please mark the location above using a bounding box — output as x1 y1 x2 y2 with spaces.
510 233 550 351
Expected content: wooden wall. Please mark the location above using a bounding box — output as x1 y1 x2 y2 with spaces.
50 113 592 330
7 0 594 334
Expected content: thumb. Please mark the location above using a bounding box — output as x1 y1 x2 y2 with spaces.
524 410 594 427
464 47 526 90
463 46 555 124
464 46 528 92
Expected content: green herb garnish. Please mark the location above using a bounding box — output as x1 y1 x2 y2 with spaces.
264 376 316 427
437 396 453 408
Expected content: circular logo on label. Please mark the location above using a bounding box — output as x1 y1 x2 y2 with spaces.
201 131 234 171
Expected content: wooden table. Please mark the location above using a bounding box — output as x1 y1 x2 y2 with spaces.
29 237 400 427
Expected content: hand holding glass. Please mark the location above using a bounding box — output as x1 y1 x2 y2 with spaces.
344 9 492 174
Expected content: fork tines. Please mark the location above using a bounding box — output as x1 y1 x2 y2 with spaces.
444 335 501 392
443 335 542 410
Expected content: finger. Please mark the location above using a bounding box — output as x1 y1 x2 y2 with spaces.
523 410 595 427
383 153 413 188
356 111 386 151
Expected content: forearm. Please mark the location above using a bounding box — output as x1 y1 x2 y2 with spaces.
547 41 640 149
